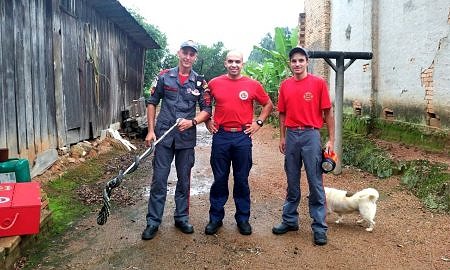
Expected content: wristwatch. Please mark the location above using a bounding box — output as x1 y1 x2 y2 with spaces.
192 119 198 126
256 119 264 127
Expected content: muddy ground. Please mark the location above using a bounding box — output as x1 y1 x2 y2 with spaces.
32 125 449 270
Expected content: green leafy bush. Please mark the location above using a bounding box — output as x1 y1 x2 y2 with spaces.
401 160 450 212
341 131 394 178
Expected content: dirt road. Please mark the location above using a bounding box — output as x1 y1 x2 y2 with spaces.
35 125 450 270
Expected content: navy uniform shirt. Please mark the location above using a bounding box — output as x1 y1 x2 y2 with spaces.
146 67 212 149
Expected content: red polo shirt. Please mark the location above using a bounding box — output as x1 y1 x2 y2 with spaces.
209 75 270 128
277 74 332 128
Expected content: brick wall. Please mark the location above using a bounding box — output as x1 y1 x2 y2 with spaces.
421 64 441 127
303 0 331 80
298 13 306 46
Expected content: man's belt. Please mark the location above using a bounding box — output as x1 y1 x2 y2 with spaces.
220 125 248 132
288 126 317 130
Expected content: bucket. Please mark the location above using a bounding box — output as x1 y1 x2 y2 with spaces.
0 159 31 183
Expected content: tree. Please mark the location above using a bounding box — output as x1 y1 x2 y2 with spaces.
193 42 227 81
162 42 228 81
243 27 299 125
247 33 275 63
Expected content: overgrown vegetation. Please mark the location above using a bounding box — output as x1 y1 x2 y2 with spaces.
401 160 450 212
341 131 394 178
373 119 448 152
341 114 450 213
22 150 123 268
45 158 105 233
244 27 298 125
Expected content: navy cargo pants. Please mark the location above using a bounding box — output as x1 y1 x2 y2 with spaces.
146 143 194 226
208 129 252 223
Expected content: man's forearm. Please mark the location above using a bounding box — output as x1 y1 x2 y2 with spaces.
258 100 274 121
147 104 156 131
194 111 211 124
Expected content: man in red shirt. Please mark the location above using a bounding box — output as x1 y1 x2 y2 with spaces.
272 47 335 246
204 50 273 235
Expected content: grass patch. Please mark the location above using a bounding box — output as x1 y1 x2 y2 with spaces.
44 157 105 233
373 119 448 152
343 114 449 153
22 149 125 269
340 117 450 213
401 160 450 212
341 131 394 178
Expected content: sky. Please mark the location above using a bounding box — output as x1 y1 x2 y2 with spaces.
118 0 304 59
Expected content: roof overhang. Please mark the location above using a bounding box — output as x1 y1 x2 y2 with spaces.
88 0 160 49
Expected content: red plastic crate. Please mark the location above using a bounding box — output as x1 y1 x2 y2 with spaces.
0 182 41 237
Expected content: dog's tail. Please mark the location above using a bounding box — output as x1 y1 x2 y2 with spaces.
357 188 379 202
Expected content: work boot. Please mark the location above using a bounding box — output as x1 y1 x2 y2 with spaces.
237 221 252 235
175 221 194 234
313 232 327 246
205 220 223 235
272 223 299 235
142 225 158 240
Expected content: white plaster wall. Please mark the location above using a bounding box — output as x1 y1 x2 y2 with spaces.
329 0 373 105
377 0 449 109
329 0 449 124
433 35 450 118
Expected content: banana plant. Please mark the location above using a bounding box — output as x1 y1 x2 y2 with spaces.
244 27 299 102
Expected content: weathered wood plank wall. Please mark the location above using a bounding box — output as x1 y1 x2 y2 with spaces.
0 0 148 163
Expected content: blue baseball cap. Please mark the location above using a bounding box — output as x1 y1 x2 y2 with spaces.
180 40 198 52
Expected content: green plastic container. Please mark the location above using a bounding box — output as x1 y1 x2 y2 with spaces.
0 158 31 182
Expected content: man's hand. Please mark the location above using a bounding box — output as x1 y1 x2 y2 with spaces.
206 119 217 134
279 138 286 154
325 140 334 153
145 131 156 147
177 118 195 132
244 122 261 138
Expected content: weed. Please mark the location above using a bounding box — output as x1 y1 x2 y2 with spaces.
401 160 450 212
22 149 124 269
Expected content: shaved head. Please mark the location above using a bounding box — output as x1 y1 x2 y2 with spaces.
226 50 244 61
224 50 244 79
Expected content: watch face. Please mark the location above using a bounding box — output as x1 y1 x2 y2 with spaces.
256 120 263 126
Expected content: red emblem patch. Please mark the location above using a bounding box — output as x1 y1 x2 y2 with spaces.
304 91 313 101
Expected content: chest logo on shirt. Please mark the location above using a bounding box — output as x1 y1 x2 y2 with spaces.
239 90 249 100
304 91 313 101
187 88 200 96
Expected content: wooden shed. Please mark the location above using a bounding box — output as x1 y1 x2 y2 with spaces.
0 0 159 163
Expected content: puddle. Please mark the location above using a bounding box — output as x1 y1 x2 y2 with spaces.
143 124 213 197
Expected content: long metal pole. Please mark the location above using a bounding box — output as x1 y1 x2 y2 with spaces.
334 55 345 174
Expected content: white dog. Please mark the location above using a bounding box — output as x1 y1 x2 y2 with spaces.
324 187 379 232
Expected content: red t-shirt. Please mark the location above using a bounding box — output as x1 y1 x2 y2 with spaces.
277 74 332 128
178 74 189 85
209 75 270 127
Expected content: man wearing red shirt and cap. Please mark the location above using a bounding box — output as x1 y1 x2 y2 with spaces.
272 47 335 246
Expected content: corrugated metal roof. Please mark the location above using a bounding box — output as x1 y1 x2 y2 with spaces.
88 0 160 49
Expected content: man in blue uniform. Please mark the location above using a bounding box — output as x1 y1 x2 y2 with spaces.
142 40 212 240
